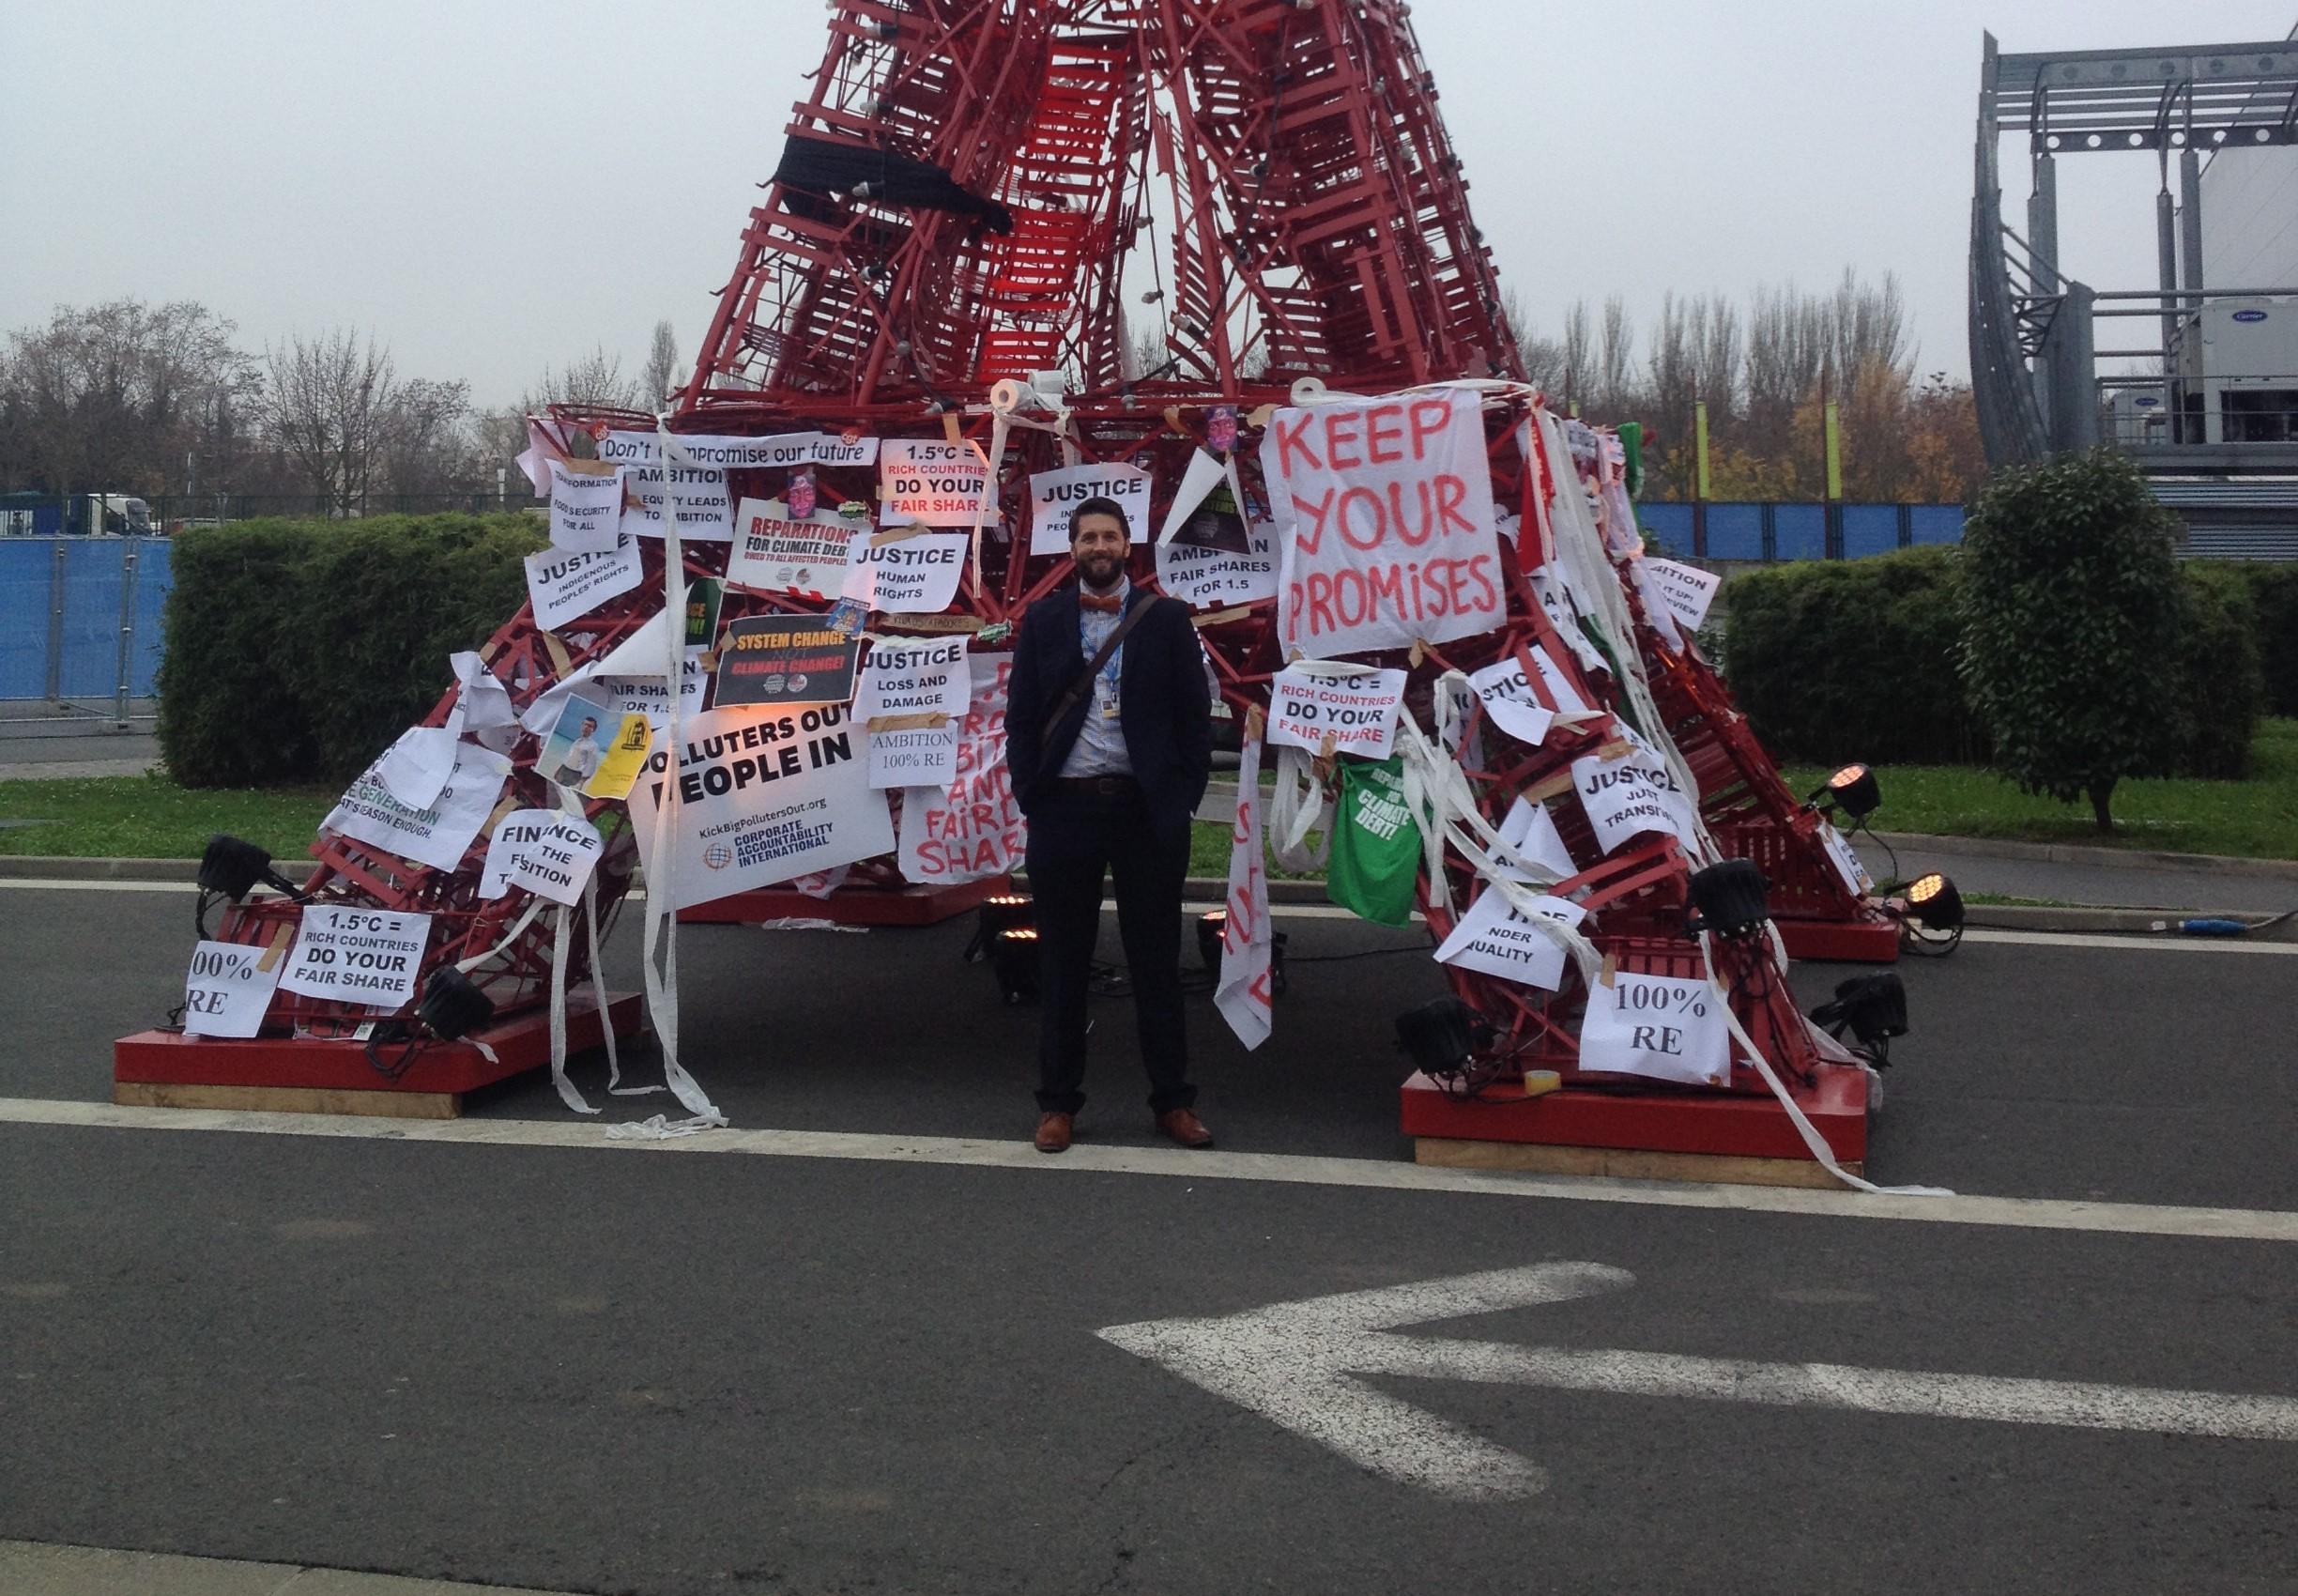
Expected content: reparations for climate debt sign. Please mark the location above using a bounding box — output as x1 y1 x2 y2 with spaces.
1260 391 1503 658
626 704 894 910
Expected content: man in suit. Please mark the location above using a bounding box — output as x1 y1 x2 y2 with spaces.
1004 496 1215 1154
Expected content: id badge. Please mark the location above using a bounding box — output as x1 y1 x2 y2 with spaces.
1095 674 1121 719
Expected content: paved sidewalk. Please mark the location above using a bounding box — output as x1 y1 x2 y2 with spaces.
1854 836 2298 913
0 1541 575 1596
0 730 162 782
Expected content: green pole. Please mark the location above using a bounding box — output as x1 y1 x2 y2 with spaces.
1693 401 1711 500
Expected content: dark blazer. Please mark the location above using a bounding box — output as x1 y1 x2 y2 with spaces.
1004 583 1214 832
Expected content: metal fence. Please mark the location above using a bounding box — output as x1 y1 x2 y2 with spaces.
0 537 171 726
0 491 538 537
1637 502 1967 562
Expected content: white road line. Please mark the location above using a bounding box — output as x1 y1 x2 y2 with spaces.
0 1539 575 1596
0 877 198 893
2 1096 2291 1243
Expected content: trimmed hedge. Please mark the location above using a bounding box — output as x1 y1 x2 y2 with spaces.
1721 547 1984 766
1723 547 2265 778
158 514 545 788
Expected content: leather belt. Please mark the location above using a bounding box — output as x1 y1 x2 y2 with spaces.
1047 775 1140 797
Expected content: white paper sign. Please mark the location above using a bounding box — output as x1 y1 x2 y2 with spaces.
898 652 1026 883
868 726 958 790
479 808 605 906
1214 732 1274 1050
525 533 644 632
1465 660 1555 748
547 462 625 553
623 460 733 543
181 939 285 1038
626 704 895 910
1154 449 1245 547
279 905 434 1009
842 529 968 612
1570 733 1701 856
1028 462 1153 555
727 498 856 599
1820 821 1875 897
1266 664 1407 760
598 429 880 470
1644 559 1721 631
857 637 968 723
1433 885 1586 990
879 437 992 528
1578 972 1729 1086
1495 795 1577 882
451 651 520 751
324 741 510 872
1157 518 1279 608
1529 566 1610 675
1262 392 1504 657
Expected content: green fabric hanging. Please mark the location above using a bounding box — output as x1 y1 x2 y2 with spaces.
1325 755 1421 928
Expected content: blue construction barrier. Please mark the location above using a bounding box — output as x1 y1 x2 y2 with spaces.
1632 502 1967 562
0 537 172 703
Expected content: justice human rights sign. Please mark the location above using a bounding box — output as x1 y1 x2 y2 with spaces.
1260 392 1503 658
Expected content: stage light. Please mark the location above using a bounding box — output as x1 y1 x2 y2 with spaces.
197 835 302 901
1396 997 1477 1075
416 968 496 1043
991 927 1040 1005
1687 858 1771 940
982 893 1034 935
1903 872 1964 932
1821 763 1880 821
1197 910 1226 971
1809 972 1908 1063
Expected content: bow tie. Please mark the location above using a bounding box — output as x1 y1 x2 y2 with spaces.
1080 591 1125 614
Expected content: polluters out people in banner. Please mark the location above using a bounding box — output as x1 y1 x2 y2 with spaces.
1003 497 1215 1155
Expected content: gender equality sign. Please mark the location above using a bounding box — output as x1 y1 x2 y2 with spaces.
1260 391 1504 658
626 704 895 910
898 652 1026 883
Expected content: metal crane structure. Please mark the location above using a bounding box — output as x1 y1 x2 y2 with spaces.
128 0 1898 1171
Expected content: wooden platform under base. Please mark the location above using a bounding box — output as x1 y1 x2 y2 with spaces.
676 876 1009 927
1400 1062 1868 1165
1415 1135 1860 1189
1775 913 1901 964
114 990 646 1118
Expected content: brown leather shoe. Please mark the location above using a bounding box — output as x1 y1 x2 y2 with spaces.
1034 1112 1073 1154
1156 1108 1214 1148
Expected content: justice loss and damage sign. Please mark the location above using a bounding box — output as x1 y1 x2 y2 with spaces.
525 533 643 632
859 637 967 790
478 808 605 906
714 618 862 709
879 437 993 528
1578 970 1728 1087
627 704 895 911
842 527 968 613
1027 461 1153 555
1262 392 1504 657
324 740 509 873
727 499 858 598
898 652 1026 883
1266 664 1407 760
1570 730 1701 856
279 906 434 1009
181 937 287 1039
1432 884 1586 991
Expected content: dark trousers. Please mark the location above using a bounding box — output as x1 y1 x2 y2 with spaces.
1026 786 1195 1116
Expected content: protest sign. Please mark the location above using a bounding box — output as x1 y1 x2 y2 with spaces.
450 651 519 749
1820 821 1874 897
181 937 286 1038
1214 731 1274 1050
598 429 880 471
879 437 993 527
1155 450 1250 551
715 617 862 708
622 461 734 543
726 498 857 599
1465 643 1589 749
842 526 968 612
324 739 509 872
625 703 895 910
479 808 605 906
1266 664 1407 760
1529 566 1610 675
1570 731 1702 856
868 725 958 789
683 577 725 648
547 461 625 552
1579 970 1729 1086
898 652 1026 883
525 533 643 632
1262 391 1503 657
520 647 709 738
1641 557 1721 635
538 693 614 790
1027 461 1152 555
1494 795 1576 882
857 637 968 723
1156 517 1278 608
1433 884 1586 990
585 714 651 800
279 906 434 1009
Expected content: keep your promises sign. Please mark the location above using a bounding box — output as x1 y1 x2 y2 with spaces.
1261 391 1503 658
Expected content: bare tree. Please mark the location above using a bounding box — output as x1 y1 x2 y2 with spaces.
641 319 682 408
1557 300 1592 413
1595 296 1635 416
375 377 475 497
523 345 642 413
261 329 400 515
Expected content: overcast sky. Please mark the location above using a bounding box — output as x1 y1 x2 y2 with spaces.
4 0 2292 407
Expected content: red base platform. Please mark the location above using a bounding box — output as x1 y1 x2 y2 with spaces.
1401 1061 1866 1170
1776 913 1902 964
677 876 1009 927
114 991 646 1117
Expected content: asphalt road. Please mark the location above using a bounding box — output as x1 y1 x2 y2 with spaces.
2 881 2294 1594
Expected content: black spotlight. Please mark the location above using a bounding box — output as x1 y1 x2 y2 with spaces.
963 893 1034 962
416 967 496 1042
1815 762 1881 821
1687 858 1771 940
197 835 304 901
1903 872 1964 932
990 927 1040 1004
1809 972 1908 1065
1396 997 1478 1075
1197 910 1228 971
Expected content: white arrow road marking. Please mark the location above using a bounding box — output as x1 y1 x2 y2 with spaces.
1096 1264 2298 1501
